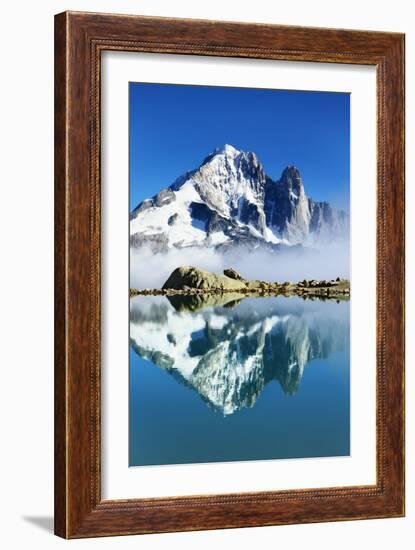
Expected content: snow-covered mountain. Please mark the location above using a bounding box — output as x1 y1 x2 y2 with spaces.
130 144 348 253
130 295 349 415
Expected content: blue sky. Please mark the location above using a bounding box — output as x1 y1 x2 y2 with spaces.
129 83 350 212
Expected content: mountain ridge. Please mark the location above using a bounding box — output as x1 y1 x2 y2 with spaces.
130 144 348 254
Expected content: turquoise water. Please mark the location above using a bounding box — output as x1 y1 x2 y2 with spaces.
129 294 350 466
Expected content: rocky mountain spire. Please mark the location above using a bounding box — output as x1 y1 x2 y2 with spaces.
279 165 304 198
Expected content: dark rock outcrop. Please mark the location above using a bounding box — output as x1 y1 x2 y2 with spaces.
223 268 243 280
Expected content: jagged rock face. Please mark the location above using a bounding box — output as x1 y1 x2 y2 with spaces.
130 145 348 253
263 165 348 244
264 166 311 242
309 201 349 240
130 188 176 218
129 231 169 252
130 295 349 415
191 146 267 228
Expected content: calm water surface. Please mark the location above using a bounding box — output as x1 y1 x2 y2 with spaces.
129 293 350 466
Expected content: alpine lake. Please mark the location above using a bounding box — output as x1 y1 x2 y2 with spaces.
129 290 350 467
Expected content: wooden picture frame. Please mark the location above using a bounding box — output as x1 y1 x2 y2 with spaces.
54 11 405 538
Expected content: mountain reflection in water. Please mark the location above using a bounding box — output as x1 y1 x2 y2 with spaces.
129 293 349 416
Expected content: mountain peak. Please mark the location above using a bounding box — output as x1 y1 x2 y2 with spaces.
278 165 304 197
202 144 240 166
281 165 302 181
215 143 240 156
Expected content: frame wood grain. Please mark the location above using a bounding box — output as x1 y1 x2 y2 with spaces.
54 11 405 538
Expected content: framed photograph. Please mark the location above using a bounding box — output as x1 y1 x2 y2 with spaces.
54 11 405 538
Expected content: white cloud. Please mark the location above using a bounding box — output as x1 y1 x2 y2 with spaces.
130 241 349 289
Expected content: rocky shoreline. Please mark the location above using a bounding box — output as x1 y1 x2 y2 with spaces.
130 266 350 300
